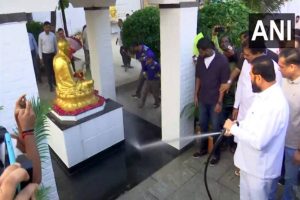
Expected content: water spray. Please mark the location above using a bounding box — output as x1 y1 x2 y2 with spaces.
136 125 238 200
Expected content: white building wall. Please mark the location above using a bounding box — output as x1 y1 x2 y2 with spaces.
0 22 59 200
0 22 39 131
32 0 141 35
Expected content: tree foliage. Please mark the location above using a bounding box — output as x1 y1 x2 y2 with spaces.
207 0 286 12
26 21 43 42
122 7 160 57
198 0 251 47
240 0 286 12
122 0 285 56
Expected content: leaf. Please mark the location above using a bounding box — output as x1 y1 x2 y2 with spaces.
35 185 51 200
180 102 198 120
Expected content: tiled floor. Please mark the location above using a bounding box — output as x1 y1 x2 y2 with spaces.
50 110 178 200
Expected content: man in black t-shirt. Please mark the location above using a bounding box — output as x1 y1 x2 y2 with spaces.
193 37 230 165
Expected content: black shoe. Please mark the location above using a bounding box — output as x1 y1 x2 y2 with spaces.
209 156 220 166
193 150 208 158
131 94 140 99
128 66 134 68
138 103 144 108
278 177 285 186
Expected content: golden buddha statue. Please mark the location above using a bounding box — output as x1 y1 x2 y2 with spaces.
53 39 99 112
109 6 117 20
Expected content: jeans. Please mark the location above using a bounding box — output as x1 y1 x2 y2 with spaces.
198 102 222 157
42 53 56 88
31 50 41 82
283 147 299 200
135 70 146 97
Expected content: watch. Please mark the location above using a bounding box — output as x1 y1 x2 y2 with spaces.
227 79 232 84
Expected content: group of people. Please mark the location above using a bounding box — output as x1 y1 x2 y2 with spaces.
193 25 300 199
28 21 90 92
130 44 161 108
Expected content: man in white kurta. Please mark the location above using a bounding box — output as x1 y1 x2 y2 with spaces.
224 56 289 200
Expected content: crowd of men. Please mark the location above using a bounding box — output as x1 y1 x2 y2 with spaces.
18 17 300 199
193 25 300 199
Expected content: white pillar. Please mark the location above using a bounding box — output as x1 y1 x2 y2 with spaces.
160 3 198 149
84 7 116 100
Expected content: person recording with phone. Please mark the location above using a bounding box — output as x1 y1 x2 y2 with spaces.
13 95 41 184
1 95 42 184
0 95 41 199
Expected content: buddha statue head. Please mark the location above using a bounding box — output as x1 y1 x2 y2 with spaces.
57 39 71 58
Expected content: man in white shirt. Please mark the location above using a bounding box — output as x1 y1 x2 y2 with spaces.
233 42 282 121
278 48 300 200
38 21 57 92
295 15 300 30
223 56 289 200
28 32 41 83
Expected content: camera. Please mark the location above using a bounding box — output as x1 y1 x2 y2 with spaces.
215 26 225 33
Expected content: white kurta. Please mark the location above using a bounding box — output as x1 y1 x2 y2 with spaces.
234 58 282 121
230 84 289 179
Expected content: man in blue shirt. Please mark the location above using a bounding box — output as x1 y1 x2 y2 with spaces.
28 32 42 83
132 44 156 99
139 54 161 108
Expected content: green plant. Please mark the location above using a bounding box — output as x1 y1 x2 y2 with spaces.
26 21 43 42
122 7 160 57
30 98 50 164
31 98 51 200
198 0 251 47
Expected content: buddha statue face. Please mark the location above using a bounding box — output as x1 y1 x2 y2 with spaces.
57 39 71 58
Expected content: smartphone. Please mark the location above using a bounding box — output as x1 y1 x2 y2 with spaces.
6 132 22 192
5 133 16 164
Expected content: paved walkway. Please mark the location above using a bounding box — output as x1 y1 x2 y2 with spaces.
117 146 285 200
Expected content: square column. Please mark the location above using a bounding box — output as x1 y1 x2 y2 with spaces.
160 3 198 149
84 7 116 100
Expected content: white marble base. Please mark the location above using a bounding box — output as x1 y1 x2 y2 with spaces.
51 102 105 122
47 102 124 168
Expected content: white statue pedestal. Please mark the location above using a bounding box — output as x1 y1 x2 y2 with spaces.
47 99 124 168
